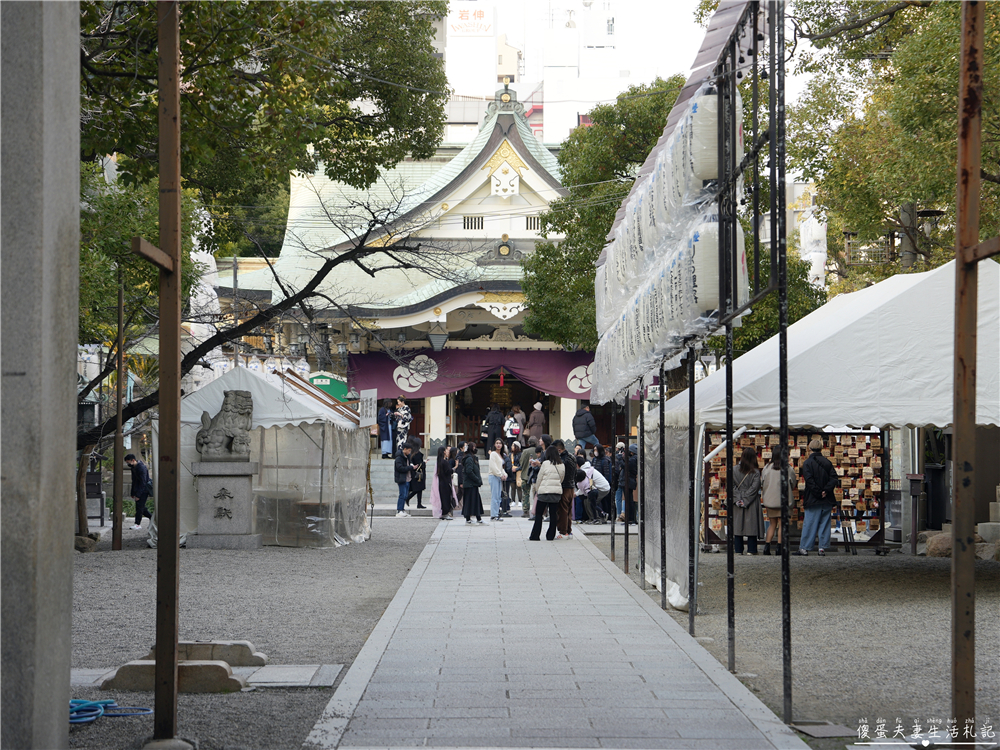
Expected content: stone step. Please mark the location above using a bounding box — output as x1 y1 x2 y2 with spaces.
101 660 245 693
74 664 342 690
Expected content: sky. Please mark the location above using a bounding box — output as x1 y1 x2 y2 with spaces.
495 0 705 85
484 0 810 104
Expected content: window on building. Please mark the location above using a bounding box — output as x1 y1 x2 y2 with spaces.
607 17 614 34
463 216 484 230
498 54 503 64
526 216 540 231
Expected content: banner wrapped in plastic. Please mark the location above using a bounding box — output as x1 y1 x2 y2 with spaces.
591 82 747 403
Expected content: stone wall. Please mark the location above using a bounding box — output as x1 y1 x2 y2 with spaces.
1 3 80 747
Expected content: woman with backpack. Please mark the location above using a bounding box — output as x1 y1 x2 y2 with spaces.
529 446 565 541
503 410 521 450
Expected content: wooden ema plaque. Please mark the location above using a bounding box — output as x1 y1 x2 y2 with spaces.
702 430 886 547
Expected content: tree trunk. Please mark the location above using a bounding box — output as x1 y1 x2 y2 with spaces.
76 445 94 536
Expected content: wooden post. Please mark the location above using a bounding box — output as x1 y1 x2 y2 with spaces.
153 0 183 740
952 1 983 730
113 267 124 550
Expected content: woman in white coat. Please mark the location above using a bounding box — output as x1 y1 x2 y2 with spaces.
529 446 565 541
488 439 508 522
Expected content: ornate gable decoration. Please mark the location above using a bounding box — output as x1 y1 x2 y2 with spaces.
474 292 525 321
482 141 528 199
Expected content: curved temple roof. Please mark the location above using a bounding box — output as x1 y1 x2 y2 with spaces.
236 86 565 320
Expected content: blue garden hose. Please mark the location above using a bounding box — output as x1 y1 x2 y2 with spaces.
70 699 152 724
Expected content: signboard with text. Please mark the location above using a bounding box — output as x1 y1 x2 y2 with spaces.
447 3 494 37
358 389 377 427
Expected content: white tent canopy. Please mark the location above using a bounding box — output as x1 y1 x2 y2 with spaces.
152 367 362 543
662 260 1000 430
180 366 355 431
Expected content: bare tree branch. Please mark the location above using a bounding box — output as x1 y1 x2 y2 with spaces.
792 1 932 43
76 182 480 449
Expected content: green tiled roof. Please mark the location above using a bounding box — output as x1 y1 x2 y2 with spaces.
237 94 562 316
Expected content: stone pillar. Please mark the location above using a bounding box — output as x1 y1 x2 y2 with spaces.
558 398 577 444
427 395 447 453
1 3 80 747
187 463 262 549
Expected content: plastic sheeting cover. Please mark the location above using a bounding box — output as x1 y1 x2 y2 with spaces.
253 422 370 548
641 408 691 610
591 84 748 404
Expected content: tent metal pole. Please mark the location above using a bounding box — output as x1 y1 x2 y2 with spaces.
771 0 793 725
725 325 735 674
659 361 667 611
624 387 632 576
688 349 696 634
639 383 646 588
610 405 616 563
722 25 738 676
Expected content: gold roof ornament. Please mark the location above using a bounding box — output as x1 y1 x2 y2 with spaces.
482 140 528 178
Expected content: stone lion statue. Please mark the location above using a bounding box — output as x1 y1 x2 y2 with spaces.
196 390 253 460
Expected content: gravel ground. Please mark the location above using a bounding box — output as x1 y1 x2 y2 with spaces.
70 517 437 750
586 534 1000 750
69 520 1000 750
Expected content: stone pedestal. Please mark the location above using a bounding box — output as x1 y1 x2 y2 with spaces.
187 462 261 549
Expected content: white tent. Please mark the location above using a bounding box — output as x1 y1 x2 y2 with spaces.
152 367 368 546
662 260 1000 429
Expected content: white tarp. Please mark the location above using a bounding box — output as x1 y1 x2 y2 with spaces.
662 260 1000 430
180 366 354 430
152 367 360 543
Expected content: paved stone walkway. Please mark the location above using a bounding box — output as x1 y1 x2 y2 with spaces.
305 518 807 749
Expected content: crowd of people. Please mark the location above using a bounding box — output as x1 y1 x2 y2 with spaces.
386 399 642 538
386 397 841 558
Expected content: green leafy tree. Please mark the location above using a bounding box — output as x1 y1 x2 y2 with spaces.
77 1 451 448
80 0 449 250
78 161 205 400
521 76 687 351
786 2 1000 292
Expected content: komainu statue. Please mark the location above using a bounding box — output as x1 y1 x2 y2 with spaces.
196 390 253 460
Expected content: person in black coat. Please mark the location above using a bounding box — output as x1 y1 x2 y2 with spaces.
125 453 153 529
394 444 418 517
436 446 455 519
796 438 839 556
618 443 638 524
572 402 599 447
461 441 484 524
554 439 578 538
406 439 427 508
484 404 504 458
377 399 395 458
